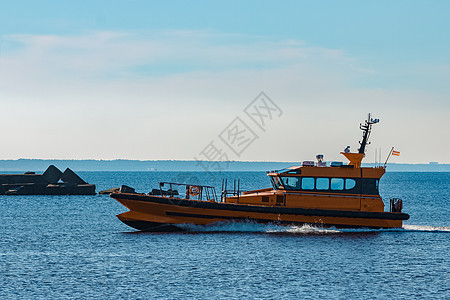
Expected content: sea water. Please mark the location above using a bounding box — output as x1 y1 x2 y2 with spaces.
0 171 448 299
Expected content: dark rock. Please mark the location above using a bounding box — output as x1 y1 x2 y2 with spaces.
5 184 35 195
42 165 63 184
70 184 96 195
0 174 48 185
45 183 96 195
0 166 95 195
5 186 25 195
61 168 87 184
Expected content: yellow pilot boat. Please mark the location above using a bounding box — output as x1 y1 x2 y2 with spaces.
111 115 409 231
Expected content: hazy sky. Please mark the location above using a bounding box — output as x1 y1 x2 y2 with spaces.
1 1 449 163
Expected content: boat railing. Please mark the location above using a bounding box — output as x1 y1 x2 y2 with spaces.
221 178 243 202
152 182 219 202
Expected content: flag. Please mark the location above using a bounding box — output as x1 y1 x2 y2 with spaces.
392 150 400 156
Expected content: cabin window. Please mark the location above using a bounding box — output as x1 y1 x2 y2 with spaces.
281 176 300 190
301 177 315 190
262 196 269 202
316 178 329 190
330 178 344 190
345 179 356 190
273 176 366 194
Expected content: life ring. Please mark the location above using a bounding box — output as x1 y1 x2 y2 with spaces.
189 186 200 196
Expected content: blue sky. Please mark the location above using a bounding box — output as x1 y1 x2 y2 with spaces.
1 1 449 163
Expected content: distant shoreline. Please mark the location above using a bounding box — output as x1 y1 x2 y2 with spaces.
0 159 448 172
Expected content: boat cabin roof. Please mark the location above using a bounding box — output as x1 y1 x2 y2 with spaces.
268 165 385 179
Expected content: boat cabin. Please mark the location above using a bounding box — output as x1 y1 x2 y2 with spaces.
268 164 385 196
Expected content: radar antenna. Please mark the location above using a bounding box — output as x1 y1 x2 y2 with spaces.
358 113 380 154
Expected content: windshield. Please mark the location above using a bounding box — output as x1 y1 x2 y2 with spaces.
270 176 283 189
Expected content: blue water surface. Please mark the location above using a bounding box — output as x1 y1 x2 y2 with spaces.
0 171 449 299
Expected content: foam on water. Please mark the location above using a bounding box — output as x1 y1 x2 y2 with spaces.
403 224 450 232
176 221 340 234
177 221 450 234
176 221 382 234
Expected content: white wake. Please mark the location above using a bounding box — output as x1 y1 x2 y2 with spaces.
176 221 450 234
178 221 355 234
402 224 450 232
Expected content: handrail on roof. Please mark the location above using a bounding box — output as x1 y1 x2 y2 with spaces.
156 181 218 202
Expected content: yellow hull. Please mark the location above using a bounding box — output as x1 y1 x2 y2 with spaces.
111 193 408 231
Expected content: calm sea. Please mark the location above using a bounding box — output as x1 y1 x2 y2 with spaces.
1 171 449 299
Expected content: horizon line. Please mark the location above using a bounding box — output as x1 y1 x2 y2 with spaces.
0 158 445 165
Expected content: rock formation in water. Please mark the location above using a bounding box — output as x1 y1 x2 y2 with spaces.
0 165 96 195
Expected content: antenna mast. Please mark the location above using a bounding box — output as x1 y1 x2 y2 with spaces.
359 113 380 154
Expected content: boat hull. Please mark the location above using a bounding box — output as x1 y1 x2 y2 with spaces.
118 218 185 232
111 193 409 231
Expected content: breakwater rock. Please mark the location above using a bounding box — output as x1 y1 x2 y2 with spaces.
0 165 96 195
